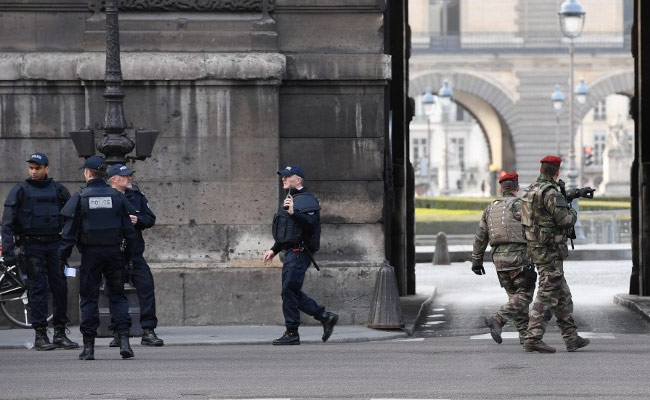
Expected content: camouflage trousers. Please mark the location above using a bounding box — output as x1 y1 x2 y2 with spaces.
492 267 534 337
525 260 578 343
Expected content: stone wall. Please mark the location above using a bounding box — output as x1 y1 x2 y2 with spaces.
0 0 390 326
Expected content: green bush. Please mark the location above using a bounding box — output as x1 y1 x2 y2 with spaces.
416 220 479 235
415 196 629 211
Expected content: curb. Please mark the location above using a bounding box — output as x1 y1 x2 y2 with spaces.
406 287 437 336
0 331 408 350
613 294 650 323
416 249 632 263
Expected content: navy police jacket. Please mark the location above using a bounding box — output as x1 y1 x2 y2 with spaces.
271 187 320 254
1 177 70 259
124 187 156 255
58 178 136 262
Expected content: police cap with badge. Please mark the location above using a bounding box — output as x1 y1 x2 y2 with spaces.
26 152 49 166
107 164 135 178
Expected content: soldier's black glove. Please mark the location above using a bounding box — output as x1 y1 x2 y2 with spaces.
522 263 537 289
577 187 595 199
471 262 485 275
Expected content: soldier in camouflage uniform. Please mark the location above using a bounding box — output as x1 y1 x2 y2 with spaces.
520 155 590 353
472 172 536 345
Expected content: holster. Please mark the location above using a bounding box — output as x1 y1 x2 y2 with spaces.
522 263 537 289
16 253 29 284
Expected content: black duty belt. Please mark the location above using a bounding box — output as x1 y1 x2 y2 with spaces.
20 235 60 244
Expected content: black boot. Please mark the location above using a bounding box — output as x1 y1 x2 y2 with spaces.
53 325 79 349
109 331 120 347
78 336 95 360
318 312 339 343
141 328 164 346
34 327 56 351
484 315 504 344
272 328 300 345
119 331 135 359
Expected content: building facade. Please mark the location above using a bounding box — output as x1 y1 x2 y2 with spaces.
409 0 634 189
0 0 412 325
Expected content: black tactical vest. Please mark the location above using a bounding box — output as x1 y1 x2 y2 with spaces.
272 192 321 251
16 181 61 236
79 185 123 245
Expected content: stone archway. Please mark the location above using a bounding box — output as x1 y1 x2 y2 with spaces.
576 71 634 122
409 71 518 172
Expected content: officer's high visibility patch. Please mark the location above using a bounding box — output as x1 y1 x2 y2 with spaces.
88 197 113 209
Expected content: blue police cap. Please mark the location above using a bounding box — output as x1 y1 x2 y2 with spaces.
80 156 107 171
26 152 49 166
107 164 135 178
277 165 305 178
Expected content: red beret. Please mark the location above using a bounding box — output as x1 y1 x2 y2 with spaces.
540 155 562 166
498 171 519 183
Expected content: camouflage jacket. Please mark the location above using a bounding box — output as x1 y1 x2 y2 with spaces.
521 174 577 265
472 192 529 271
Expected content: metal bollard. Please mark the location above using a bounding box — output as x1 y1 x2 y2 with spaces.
432 232 451 265
367 262 404 329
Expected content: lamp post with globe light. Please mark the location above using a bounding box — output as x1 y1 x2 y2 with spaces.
551 85 565 156
575 77 589 184
559 0 587 242
437 80 454 195
558 0 586 191
421 87 436 192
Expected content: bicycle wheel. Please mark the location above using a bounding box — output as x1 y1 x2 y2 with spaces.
0 265 53 329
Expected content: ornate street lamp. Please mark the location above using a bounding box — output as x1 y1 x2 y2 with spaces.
559 0 586 242
437 80 454 195
559 0 586 39
70 0 158 165
575 77 589 105
420 87 436 191
422 87 435 116
68 0 159 338
551 85 565 156
575 77 589 184
558 0 585 190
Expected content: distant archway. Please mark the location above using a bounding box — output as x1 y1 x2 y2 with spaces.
576 71 634 122
410 72 518 173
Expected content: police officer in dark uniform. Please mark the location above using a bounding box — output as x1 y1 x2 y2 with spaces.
106 164 163 347
263 165 338 345
58 156 136 360
1 152 78 351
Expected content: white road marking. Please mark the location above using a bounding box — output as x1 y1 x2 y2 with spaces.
394 338 425 342
427 314 445 318
373 398 450 400
422 321 445 326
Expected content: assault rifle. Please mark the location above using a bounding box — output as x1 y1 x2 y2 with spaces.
557 179 596 249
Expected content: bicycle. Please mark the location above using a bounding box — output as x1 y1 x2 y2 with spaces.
0 257 53 328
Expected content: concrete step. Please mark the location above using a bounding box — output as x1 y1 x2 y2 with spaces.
416 243 632 263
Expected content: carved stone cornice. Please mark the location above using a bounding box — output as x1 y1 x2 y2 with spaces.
89 0 276 12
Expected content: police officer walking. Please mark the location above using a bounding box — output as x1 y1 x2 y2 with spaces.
262 165 338 345
472 172 535 345
58 156 136 360
106 164 163 347
520 155 589 353
1 152 78 351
